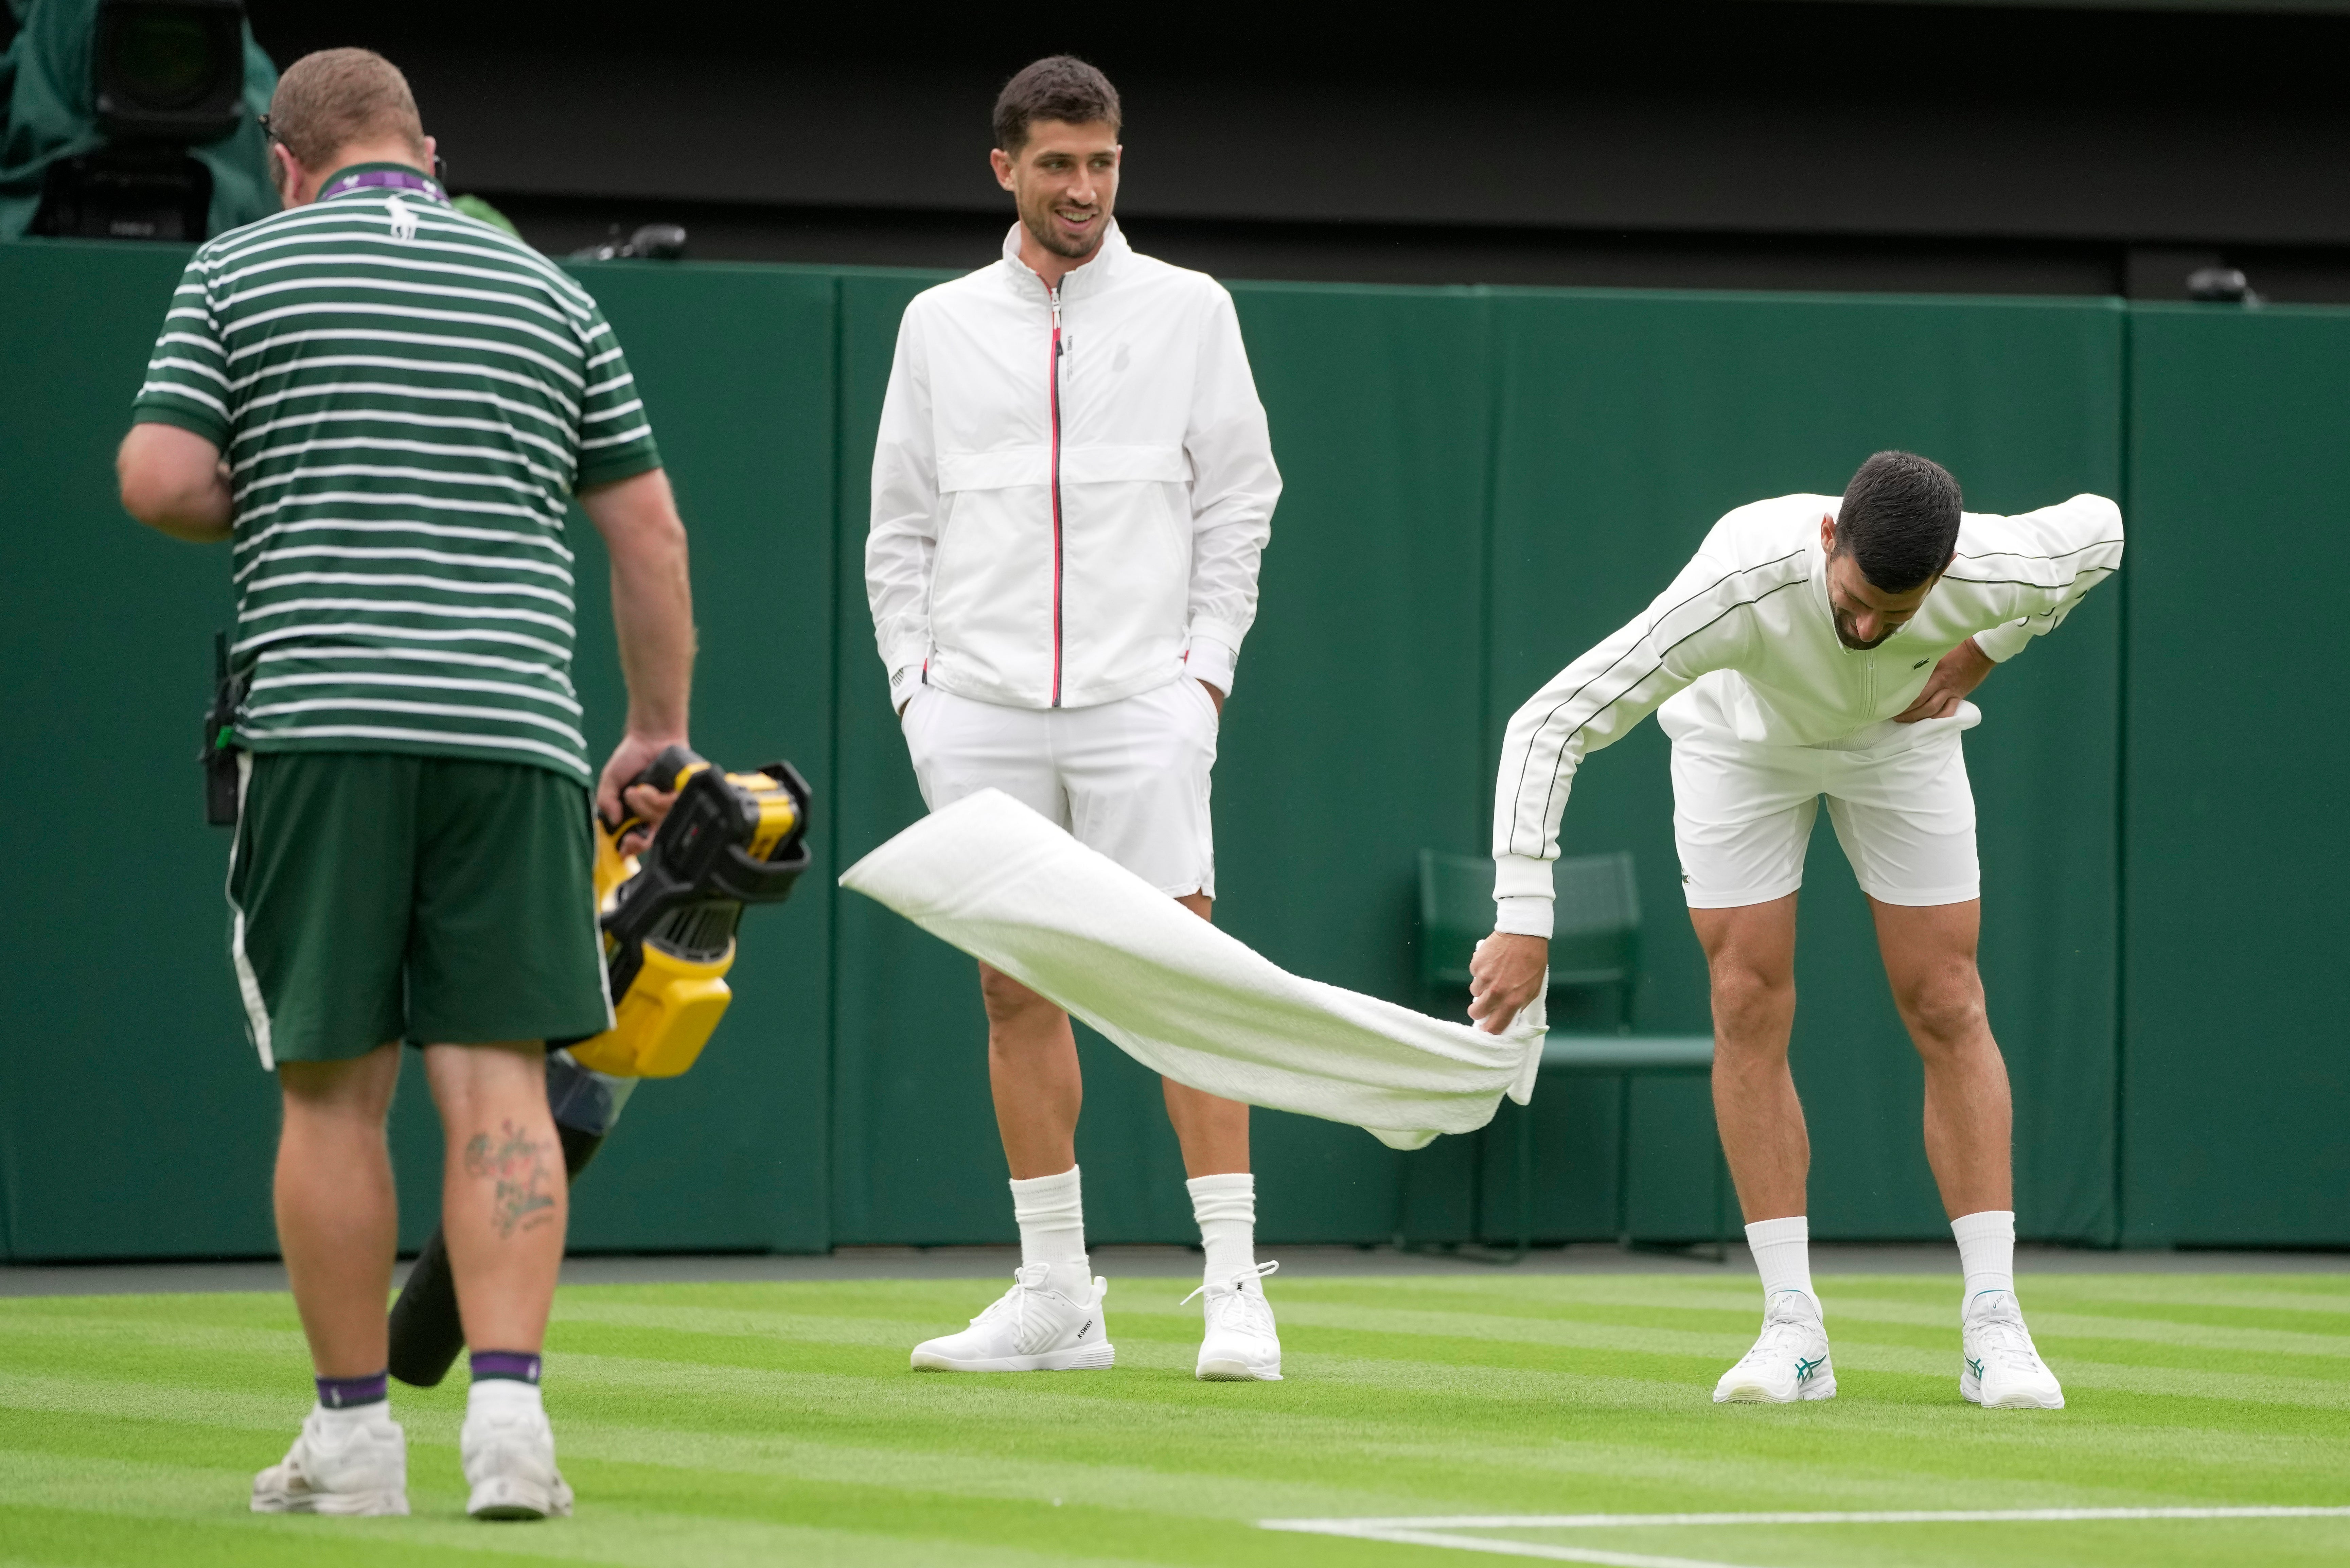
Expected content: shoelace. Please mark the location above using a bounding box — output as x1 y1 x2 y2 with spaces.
968 1267 1080 1353
1179 1259 1279 1334
1738 1306 1824 1368
1970 1312 2045 1371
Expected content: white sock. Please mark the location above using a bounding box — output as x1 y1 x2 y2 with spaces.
1745 1216 1817 1314
466 1378 543 1417
312 1399 391 1431
1951 1209 2017 1313
1010 1165 1088 1291
1186 1172 1257 1284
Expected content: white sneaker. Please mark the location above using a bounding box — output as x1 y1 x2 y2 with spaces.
1186 1260 1282 1381
461 1385 575 1519
909 1264 1115 1372
251 1405 410 1515
1962 1290 2065 1409
1713 1290 1836 1404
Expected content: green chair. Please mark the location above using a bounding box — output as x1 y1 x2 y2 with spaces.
1417 848 1642 1029
1412 849 1724 1259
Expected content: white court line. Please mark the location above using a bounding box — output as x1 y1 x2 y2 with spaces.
1258 1507 2350 1568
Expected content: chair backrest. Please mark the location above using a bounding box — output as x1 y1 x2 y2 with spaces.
1416 848 1641 994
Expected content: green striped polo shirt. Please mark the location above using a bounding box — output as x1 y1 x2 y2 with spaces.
130 162 661 784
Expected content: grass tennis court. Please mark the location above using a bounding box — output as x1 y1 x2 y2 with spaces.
3 1271 2344 1567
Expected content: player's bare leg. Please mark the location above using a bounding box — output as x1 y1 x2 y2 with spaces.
1161 892 1251 1178
1866 898 2011 1217
425 1041 576 1517
1693 895 1807 1223
1693 895 1833 1403
982 965 1084 1180
1869 897 2061 1408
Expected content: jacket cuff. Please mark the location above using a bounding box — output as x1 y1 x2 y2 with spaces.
1495 896 1554 940
1492 853 1555 937
1972 619 2032 663
885 662 923 710
1185 636 1237 695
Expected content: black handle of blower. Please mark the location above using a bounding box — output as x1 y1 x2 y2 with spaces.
386 1121 607 1387
601 743 704 845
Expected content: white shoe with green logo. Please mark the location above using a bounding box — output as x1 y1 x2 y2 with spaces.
1714 1290 1836 1404
1961 1291 2065 1409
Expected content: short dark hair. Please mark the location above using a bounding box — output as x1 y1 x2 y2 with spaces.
268 49 425 168
993 56 1121 155
1835 451 1962 592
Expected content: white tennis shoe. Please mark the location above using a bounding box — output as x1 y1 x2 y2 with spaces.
911 1264 1115 1372
1714 1289 1836 1403
1185 1260 1282 1381
251 1405 410 1515
461 1384 574 1519
1961 1291 2066 1409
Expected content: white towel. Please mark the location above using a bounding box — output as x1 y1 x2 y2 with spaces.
838 789 1547 1150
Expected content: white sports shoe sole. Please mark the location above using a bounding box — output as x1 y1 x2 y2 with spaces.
911 1339 1116 1373
1962 1370 2065 1410
1713 1368 1838 1404
1196 1353 1281 1382
250 1482 409 1516
468 1472 576 1519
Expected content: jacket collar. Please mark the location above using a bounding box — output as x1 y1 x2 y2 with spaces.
999 219 1128 299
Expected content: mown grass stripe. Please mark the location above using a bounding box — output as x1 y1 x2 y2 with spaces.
3 1274 2344 1567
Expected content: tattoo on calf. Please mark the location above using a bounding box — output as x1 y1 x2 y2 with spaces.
462 1120 559 1238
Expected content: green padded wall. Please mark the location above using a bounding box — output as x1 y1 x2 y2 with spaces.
1482 290 2125 1243
21 237 2345 1259
2122 304 2350 1246
825 268 1002 1246
0 241 268 1261
544 261 839 1254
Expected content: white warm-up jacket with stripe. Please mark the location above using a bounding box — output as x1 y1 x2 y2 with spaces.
866 223 1280 711
1492 491 2125 936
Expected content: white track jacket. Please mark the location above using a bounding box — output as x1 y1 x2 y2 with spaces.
867 223 1280 712
1492 491 2125 935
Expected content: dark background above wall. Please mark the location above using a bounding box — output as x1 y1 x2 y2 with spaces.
181 0 2350 300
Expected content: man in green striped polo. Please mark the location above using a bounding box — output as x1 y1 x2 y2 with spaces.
116 48 696 1522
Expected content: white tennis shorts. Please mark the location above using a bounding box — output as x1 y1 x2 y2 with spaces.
1659 692 1981 911
902 677 1219 899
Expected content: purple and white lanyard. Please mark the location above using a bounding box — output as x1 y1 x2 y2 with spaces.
323 169 449 204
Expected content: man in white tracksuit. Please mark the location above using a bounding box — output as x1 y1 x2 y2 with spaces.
867 57 1285 1380
1471 451 2122 1409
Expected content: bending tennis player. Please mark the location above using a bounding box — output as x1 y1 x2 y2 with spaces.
866 57 1284 1379
1471 453 2121 1409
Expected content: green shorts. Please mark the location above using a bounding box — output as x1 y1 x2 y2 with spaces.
226 751 612 1068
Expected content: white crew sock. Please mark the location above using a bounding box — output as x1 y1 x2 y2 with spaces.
1951 1209 2017 1313
1186 1172 1258 1284
1010 1166 1089 1292
1745 1215 1817 1314
466 1378 543 1418
312 1399 392 1432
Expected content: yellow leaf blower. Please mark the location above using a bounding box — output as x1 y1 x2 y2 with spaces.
387 745 811 1387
